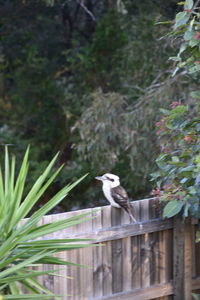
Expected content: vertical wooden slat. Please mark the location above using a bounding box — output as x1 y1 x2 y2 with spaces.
111 207 122 294
194 226 200 278
121 207 132 292
52 214 63 297
102 205 112 296
93 208 103 298
64 211 76 300
140 199 150 289
173 217 193 300
184 218 192 300
79 208 93 300
149 199 159 287
66 210 82 300
132 200 141 290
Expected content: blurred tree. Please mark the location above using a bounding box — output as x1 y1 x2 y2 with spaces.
1 0 195 211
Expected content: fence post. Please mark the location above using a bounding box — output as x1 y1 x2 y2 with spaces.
173 217 193 300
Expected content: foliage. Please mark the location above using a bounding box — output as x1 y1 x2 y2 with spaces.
0 147 94 298
151 103 200 218
0 0 191 209
73 89 127 169
192 292 200 299
169 0 200 77
73 9 128 90
151 0 200 220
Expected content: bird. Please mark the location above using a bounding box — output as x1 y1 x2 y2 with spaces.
95 173 136 222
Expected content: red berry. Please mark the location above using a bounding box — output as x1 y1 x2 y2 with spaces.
184 135 193 143
170 101 181 108
194 32 200 40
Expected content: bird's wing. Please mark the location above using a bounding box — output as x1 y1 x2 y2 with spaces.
111 185 130 210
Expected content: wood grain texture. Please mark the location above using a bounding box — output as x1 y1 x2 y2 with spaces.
20 198 200 300
92 282 173 300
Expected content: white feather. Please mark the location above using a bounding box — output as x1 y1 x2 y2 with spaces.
102 181 120 208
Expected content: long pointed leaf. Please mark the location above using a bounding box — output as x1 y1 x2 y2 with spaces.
22 214 94 241
9 147 30 229
24 174 88 229
21 277 62 300
3 294 64 299
0 269 71 284
4 146 10 198
15 152 60 223
0 250 53 279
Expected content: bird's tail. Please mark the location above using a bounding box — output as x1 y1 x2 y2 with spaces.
129 212 136 223
127 207 136 223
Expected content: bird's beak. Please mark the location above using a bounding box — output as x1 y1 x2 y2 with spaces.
95 176 103 181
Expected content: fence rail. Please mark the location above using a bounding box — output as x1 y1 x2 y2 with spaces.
30 198 200 300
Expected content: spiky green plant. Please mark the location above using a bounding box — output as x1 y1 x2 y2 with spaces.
0 147 94 299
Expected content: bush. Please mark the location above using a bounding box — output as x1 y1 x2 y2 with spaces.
151 102 200 219
0 147 93 298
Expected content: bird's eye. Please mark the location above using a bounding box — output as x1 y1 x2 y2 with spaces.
106 176 114 182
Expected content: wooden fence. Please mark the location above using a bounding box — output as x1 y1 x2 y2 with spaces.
35 198 200 300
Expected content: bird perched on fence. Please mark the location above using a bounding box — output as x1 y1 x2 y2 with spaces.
95 173 136 222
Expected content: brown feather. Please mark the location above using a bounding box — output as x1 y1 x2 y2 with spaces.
111 185 136 222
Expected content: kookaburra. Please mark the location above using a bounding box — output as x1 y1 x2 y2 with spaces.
95 173 136 222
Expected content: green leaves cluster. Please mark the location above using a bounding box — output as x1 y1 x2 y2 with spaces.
170 0 200 76
0 147 93 298
151 103 200 219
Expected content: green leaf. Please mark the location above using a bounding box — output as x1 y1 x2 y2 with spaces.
178 42 187 55
0 250 53 278
15 152 60 223
180 177 189 184
159 108 171 115
184 0 193 10
174 12 190 29
190 91 200 99
192 293 200 300
189 39 199 47
3 295 64 299
163 200 184 218
172 156 180 162
178 165 194 173
184 30 194 41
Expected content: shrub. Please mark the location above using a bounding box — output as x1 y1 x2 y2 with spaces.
151 102 200 219
0 147 93 298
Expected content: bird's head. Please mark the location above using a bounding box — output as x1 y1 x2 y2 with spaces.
95 173 120 188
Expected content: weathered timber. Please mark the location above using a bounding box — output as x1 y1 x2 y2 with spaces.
91 282 173 300
61 218 173 243
91 277 200 300
173 217 193 300
22 198 200 300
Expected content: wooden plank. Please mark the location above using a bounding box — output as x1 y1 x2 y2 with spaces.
192 276 200 290
173 217 193 300
121 206 132 292
102 206 113 296
65 218 173 243
132 201 141 290
111 207 122 294
66 210 82 300
161 229 173 300
184 218 193 300
195 227 200 277
93 208 103 298
173 217 184 300
91 282 173 300
140 200 150 288
90 277 200 300
78 208 93 300
149 198 159 287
